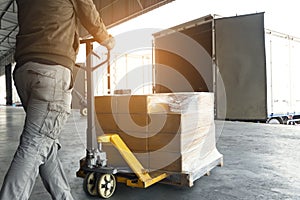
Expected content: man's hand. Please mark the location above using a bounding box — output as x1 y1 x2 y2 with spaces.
100 35 115 50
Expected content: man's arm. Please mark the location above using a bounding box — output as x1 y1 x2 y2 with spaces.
72 0 111 45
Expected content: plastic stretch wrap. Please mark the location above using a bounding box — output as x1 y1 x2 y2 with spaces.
94 92 222 176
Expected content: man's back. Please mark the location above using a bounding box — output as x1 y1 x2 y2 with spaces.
15 0 78 69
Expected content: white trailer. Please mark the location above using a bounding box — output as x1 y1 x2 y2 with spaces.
265 30 300 124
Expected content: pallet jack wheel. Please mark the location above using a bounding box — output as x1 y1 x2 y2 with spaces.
83 172 98 196
96 174 116 199
80 107 88 116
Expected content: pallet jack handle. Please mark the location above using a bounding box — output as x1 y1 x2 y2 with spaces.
79 38 111 156
80 38 111 72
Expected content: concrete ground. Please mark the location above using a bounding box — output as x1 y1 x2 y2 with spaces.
0 106 300 200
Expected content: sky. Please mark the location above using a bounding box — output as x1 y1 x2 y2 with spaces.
109 0 300 37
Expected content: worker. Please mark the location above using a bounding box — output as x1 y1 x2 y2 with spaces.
0 0 115 199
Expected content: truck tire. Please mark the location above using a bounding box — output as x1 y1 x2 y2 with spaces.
267 118 283 124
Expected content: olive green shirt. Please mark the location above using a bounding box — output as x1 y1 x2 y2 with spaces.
15 0 110 70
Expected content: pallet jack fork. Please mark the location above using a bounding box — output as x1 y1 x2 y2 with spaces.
76 39 168 199
98 134 168 188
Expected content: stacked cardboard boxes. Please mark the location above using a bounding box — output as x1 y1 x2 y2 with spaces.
95 92 222 175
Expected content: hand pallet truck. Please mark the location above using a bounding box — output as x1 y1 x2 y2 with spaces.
76 39 168 199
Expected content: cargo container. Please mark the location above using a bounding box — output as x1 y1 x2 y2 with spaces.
153 12 300 124
265 29 300 124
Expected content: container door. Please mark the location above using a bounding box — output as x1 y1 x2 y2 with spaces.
215 13 267 120
153 19 214 93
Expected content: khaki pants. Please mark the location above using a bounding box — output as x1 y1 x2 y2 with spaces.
0 62 74 200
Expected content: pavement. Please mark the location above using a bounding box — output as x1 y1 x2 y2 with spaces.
0 106 300 200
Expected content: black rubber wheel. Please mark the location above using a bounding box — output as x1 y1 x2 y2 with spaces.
267 118 282 124
96 174 116 199
83 172 98 196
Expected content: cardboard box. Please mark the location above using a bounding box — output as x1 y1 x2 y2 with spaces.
148 123 214 153
117 131 148 153
102 143 149 169
96 113 119 132
116 113 149 133
95 93 218 173
94 96 116 113
116 95 148 114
